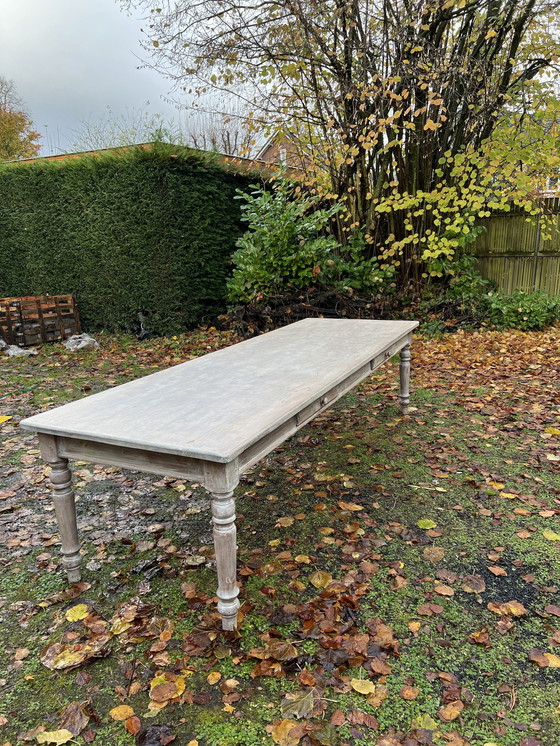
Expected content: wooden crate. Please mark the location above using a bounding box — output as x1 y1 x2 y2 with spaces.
0 295 81 347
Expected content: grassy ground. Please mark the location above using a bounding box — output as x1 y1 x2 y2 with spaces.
0 326 559 746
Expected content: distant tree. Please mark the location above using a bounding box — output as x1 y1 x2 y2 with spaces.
0 76 40 161
184 107 255 157
70 102 255 157
69 106 180 151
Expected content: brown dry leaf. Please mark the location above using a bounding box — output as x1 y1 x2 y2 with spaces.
487 601 527 617
150 673 186 702
338 500 364 511
109 705 135 721
516 530 532 539
438 700 464 722
14 647 30 661
399 686 419 700
545 605 560 617
367 684 389 707
298 670 316 687
125 716 142 735
423 546 445 562
265 640 298 661
271 719 301 746
330 709 346 726
309 571 333 589
434 584 454 597
462 575 486 594
487 566 507 576
351 678 376 695
469 628 490 645
369 658 392 675
280 689 316 719
181 582 197 599
529 649 560 668
59 701 89 736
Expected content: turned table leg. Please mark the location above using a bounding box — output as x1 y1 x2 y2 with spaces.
211 489 240 630
49 457 82 582
399 343 411 414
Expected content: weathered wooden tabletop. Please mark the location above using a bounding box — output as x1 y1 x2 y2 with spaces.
20 318 418 463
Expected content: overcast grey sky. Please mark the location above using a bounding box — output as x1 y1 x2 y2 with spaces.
0 0 186 155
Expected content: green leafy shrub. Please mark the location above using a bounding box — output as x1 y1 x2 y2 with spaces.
227 177 341 303
483 290 560 331
227 176 396 303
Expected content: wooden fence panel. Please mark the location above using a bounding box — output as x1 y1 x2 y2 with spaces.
472 199 560 294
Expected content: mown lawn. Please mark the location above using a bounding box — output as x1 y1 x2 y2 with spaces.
0 326 559 746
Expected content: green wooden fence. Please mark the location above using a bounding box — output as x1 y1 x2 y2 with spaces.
472 197 560 295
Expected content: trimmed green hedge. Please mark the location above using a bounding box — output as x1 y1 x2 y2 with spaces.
0 144 257 333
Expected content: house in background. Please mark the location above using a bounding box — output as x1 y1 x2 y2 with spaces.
254 134 307 170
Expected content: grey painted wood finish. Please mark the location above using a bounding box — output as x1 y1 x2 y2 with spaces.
21 318 418 629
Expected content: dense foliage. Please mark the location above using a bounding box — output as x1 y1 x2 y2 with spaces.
227 176 394 303
228 190 560 333
0 144 256 333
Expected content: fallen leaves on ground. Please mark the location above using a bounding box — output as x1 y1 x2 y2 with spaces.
1 326 559 745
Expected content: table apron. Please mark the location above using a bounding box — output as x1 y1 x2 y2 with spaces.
55 436 207 482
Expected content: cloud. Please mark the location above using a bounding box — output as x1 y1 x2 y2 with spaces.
0 0 182 154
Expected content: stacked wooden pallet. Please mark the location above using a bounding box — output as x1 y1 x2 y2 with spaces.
0 295 81 347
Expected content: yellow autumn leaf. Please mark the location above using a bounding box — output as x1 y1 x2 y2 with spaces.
207 671 222 685
488 480 505 490
543 529 560 542
411 713 438 730
271 719 300 746
36 730 74 745
309 570 332 589
544 653 560 667
0 416 13 424
350 678 376 694
276 516 294 528
417 519 437 529
109 705 135 721
423 119 440 131
65 604 89 622
544 427 560 436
